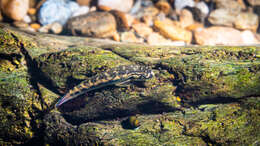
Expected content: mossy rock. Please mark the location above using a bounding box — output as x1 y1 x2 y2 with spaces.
43 98 260 145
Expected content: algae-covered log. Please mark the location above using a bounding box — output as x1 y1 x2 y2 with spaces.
0 24 259 145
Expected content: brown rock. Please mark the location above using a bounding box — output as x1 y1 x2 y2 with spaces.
29 0 36 8
215 0 243 13
137 6 159 18
110 10 134 31
120 31 143 43
179 9 194 28
50 22 63 34
155 0 171 14
246 0 260 6
141 15 154 26
194 26 259 45
234 12 259 32
208 8 236 27
147 32 172 45
154 19 192 44
28 8 36 15
12 21 29 28
0 10 2 21
186 22 204 31
240 30 260 44
1 0 29 21
97 5 112 11
98 0 133 12
132 23 153 38
77 0 91 6
67 12 117 38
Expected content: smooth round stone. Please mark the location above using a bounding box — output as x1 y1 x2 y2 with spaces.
0 10 2 21
155 0 171 14
38 0 79 25
132 23 153 38
98 0 133 12
77 0 91 6
208 8 236 27
120 31 144 43
234 12 259 32
0 0 29 21
194 26 259 45
154 19 192 44
72 6 89 17
195 1 209 16
23 15 32 23
50 22 63 34
179 9 194 28
38 24 52 33
174 0 195 11
66 11 117 38
12 21 29 28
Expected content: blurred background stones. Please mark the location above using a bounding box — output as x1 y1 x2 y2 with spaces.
0 0 259 45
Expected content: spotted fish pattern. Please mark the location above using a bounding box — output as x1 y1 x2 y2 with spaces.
56 65 154 107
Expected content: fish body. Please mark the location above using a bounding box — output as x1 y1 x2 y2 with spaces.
56 65 154 107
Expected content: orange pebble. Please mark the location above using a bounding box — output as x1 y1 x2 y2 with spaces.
98 5 111 11
30 23 41 30
112 33 120 41
28 8 36 15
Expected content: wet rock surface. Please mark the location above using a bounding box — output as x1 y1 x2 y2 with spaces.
0 25 260 145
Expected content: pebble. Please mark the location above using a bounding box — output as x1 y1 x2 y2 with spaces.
185 22 204 31
241 30 260 44
28 8 37 15
77 0 91 6
98 0 133 12
154 19 192 44
234 12 259 32
208 9 236 27
132 23 153 38
50 22 63 34
120 31 143 43
194 26 259 45
179 9 194 28
0 0 29 21
130 0 141 14
247 0 260 6
30 23 41 30
72 6 89 17
174 0 195 12
194 1 209 16
23 15 32 23
155 0 171 14
38 0 79 25
136 6 159 18
29 0 36 8
66 11 117 38
0 10 2 21
215 0 242 14
12 21 29 28
110 10 133 31
141 15 154 26
147 32 172 45
38 24 52 33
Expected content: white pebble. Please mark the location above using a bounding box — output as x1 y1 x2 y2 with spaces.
174 0 195 11
72 6 89 17
23 15 31 23
195 1 209 15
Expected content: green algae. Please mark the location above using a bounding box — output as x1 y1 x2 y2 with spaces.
1 25 260 145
